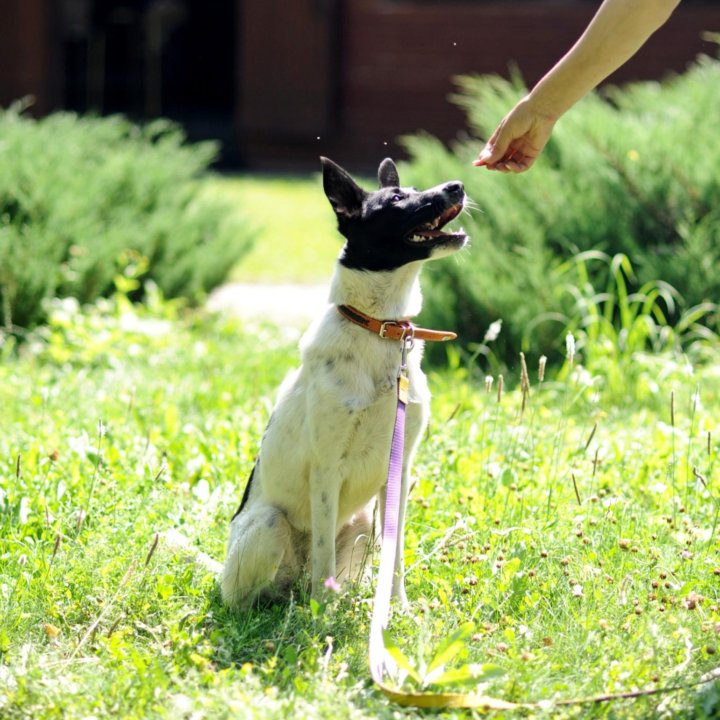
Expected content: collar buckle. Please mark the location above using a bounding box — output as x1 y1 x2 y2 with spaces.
379 320 413 341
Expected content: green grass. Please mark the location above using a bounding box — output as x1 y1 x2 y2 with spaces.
1 283 719 719
204 175 341 284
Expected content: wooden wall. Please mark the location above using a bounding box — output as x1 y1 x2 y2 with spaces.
241 0 720 170
0 0 54 114
1 1 718 169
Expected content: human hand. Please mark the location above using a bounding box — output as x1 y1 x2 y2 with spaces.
473 97 557 173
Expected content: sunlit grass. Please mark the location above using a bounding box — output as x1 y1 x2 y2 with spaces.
1 291 719 719
204 174 340 284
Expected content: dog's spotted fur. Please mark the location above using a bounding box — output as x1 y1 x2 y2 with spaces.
221 157 467 608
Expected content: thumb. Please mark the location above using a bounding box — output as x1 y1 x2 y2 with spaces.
474 124 513 167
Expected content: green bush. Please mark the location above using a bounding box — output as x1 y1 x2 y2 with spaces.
0 105 253 331
403 55 720 367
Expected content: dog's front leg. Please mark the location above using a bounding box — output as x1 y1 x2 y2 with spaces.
309 467 339 598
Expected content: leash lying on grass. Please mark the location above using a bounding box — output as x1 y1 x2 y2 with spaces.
369 331 720 712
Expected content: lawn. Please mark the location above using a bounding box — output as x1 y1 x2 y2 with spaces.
204 174 340 284
1 177 720 719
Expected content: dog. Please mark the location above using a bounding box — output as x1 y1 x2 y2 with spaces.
221 157 468 608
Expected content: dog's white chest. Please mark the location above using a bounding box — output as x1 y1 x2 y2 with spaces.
256 331 429 531
334 389 413 516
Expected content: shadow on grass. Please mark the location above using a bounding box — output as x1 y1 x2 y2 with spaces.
202 578 374 695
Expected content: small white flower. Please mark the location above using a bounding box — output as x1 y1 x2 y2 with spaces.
483 319 503 343
68 431 91 458
192 478 210 502
538 356 547 382
565 332 576 367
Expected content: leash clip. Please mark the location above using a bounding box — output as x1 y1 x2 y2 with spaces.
397 335 414 404
399 332 415 373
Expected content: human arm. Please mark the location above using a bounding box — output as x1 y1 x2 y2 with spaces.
475 0 681 172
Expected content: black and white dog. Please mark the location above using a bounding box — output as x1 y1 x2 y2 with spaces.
221 157 467 608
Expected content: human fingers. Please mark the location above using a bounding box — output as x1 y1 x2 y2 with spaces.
474 102 534 167
496 147 539 173
475 94 560 172
476 146 532 172
474 127 512 167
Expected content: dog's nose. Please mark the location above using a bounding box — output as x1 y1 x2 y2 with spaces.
445 181 464 196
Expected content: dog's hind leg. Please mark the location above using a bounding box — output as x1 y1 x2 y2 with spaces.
220 504 295 608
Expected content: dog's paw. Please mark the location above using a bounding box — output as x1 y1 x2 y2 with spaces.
392 584 410 613
159 529 223 577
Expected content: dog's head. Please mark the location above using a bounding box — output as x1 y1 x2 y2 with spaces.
321 157 468 272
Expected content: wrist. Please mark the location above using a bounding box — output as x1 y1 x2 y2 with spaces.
522 88 565 125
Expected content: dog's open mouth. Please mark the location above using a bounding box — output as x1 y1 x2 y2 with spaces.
406 202 467 245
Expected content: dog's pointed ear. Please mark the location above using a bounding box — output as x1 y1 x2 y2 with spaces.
321 157 364 218
378 157 400 188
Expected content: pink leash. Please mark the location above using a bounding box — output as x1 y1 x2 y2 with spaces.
368 340 409 682
365 340 519 709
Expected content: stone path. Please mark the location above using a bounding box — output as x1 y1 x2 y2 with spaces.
207 282 329 328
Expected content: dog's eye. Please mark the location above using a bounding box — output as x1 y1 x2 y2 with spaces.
391 193 403 204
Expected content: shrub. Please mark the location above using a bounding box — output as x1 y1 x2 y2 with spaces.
402 54 720 367
0 104 253 331
554 251 716 406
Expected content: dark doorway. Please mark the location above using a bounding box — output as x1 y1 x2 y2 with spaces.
60 0 239 164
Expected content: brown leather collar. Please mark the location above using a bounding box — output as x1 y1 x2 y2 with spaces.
337 304 457 342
